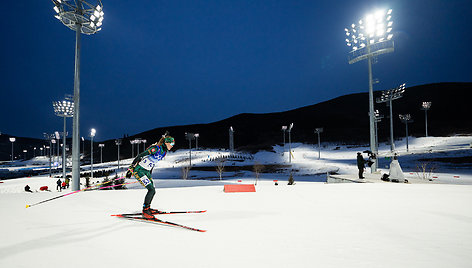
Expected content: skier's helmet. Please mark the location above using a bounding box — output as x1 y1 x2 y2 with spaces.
164 136 175 146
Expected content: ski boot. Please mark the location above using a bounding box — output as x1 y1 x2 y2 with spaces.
142 206 155 219
149 208 164 214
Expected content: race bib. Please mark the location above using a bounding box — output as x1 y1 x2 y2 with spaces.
140 175 152 186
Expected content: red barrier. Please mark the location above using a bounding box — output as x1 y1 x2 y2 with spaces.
224 184 256 193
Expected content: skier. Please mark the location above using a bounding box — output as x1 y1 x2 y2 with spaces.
126 134 175 219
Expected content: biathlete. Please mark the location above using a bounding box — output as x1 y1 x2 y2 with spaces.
126 134 175 219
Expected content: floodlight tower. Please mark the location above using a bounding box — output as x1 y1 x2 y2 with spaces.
288 123 294 163
314 128 323 159
421 102 432 137
345 9 394 172
229 127 234 152
44 133 55 177
9 137 16 162
142 139 147 151
115 139 122 169
376 83 406 152
99 144 104 163
194 134 199 150
281 126 287 149
52 0 104 191
90 128 96 178
399 114 413 152
185 132 195 166
374 110 383 151
53 98 74 181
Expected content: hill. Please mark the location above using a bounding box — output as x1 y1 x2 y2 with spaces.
1 82 471 161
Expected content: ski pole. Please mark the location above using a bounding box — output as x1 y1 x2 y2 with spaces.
94 180 138 190
26 176 127 208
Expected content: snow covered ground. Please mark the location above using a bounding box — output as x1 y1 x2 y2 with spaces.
1 136 471 267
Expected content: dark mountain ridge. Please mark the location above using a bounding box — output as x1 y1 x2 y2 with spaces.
1 82 470 161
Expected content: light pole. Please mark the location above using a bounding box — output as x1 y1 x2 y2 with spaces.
44 133 55 177
194 134 199 150
51 139 57 169
23 150 28 160
52 0 104 191
229 127 234 152
314 128 323 159
99 144 104 163
135 139 142 155
9 137 15 162
90 128 96 179
345 9 394 172
130 139 135 158
422 102 432 137
376 83 406 152
142 139 147 151
399 114 413 152
288 123 294 163
374 110 383 151
185 132 195 167
115 139 122 169
281 126 287 149
53 98 74 181
81 137 85 156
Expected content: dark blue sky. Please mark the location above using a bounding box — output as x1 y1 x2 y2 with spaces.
1 0 471 141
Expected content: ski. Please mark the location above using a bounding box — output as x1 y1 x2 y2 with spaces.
114 215 206 232
110 210 206 217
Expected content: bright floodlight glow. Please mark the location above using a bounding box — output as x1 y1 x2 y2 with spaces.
90 128 96 137
10 137 16 142
345 8 393 51
53 0 104 35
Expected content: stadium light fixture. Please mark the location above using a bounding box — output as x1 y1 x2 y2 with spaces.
185 132 196 166
345 8 395 172
194 134 199 150
9 137 16 162
314 128 324 159
115 139 122 170
376 83 406 152
421 102 432 137
374 110 384 152
281 126 287 149
288 123 294 163
44 133 55 177
142 139 147 152
52 0 104 191
90 128 96 178
99 143 104 163
399 114 413 152
229 127 234 152
53 96 74 181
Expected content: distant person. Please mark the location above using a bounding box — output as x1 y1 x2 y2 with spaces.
56 179 62 192
25 185 33 193
65 177 70 189
126 133 175 219
389 154 406 183
357 152 366 179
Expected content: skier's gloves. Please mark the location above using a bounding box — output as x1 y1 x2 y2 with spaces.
126 169 133 179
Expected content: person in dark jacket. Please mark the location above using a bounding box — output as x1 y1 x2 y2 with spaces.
56 179 62 192
25 185 33 193
357 152 366 179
